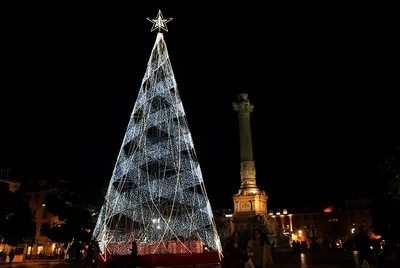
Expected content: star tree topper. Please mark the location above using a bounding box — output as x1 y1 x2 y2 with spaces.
147 10 173 32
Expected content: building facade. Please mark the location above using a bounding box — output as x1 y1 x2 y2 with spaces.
270 199 374 247
0 177 64 261
344 199 373 237
269 208 320 243
25 180 64 259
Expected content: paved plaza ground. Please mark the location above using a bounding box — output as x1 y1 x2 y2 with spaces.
2 251 399 268
0 264 349 268
0 252 366 268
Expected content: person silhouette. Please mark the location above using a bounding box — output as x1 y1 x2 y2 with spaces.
8 249 15 267
131 241 138 268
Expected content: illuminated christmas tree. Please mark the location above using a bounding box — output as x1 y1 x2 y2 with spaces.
93 11 222 256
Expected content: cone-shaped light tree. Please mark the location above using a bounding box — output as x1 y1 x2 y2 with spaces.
93 11 222 256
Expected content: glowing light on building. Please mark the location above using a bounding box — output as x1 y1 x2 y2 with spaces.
323 206 333 213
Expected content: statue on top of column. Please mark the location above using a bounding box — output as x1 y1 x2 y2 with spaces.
232 93 254 115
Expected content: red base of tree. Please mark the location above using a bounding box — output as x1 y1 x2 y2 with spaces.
100 251 221 267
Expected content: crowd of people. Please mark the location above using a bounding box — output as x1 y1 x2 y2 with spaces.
220 225 397 268
221 228 273 268
66 239 101 267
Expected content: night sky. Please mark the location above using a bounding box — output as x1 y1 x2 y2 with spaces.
1 3 399 210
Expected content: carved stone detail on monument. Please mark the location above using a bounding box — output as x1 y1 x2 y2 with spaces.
240 161 256 179
240 202 251 211
232 94 254 116
241 179 256 188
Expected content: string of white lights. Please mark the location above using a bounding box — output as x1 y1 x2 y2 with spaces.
93 32 222 256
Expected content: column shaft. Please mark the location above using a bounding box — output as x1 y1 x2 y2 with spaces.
233 93 258 193
238 114 254 162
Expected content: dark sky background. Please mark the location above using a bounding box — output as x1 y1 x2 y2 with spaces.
0 3 399 210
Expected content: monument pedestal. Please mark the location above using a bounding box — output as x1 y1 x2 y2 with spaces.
232 190 268 231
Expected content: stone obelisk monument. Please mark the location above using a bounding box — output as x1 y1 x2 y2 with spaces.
232 93 268 228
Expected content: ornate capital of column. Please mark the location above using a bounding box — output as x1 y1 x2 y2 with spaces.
232 93 254 116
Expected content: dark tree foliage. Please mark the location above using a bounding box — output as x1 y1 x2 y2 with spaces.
42 185 103 244
0 182 35 245
241 215 274 243
385 156 400 200
372 153 400 246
